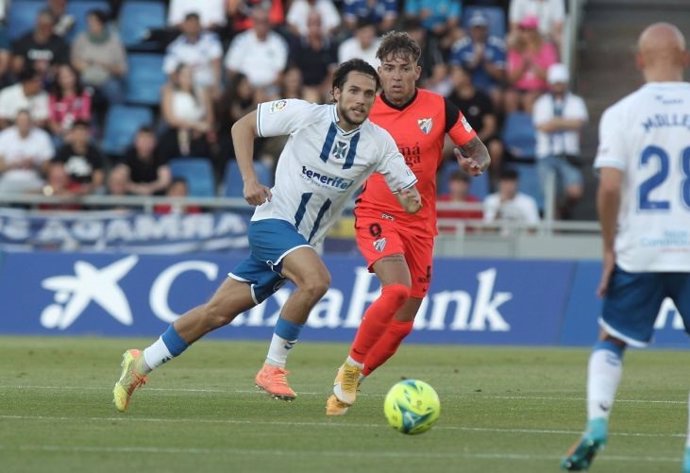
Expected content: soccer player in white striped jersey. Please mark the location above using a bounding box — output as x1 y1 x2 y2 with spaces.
561 23 690 471
113 59 422 411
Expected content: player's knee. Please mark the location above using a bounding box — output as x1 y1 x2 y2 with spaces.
382 283 411 308
299 276 330 301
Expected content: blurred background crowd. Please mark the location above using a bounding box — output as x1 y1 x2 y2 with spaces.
0 0 583 227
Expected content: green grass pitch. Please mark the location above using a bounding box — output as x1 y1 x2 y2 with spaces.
0 336 687 473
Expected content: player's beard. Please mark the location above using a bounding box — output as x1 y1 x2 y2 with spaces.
338 104 367 128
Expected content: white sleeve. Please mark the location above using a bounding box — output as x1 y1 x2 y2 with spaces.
532 95 551 126
594 105 626 171
224 36 243 71
523 196 540 225
33 94 50 122
0 90 10 119
571 96 589 122
167 0 184 25
374 132 417 192
207 34 223 60
483 194 499 222
162 49 178 75
323 3 341 31
256 99 317 138
35 131 55 162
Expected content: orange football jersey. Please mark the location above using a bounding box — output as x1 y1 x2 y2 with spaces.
356 89 477 234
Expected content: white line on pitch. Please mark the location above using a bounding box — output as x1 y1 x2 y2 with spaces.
0 444 681 463
0 414 682 438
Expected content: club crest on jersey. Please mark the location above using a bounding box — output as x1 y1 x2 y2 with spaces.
270 99 287 113
417 118 433 134
332 140 348 160
373 237 387 252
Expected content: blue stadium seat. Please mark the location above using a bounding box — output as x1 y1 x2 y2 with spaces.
118 1 167 49
169 158 216 197
102 105 154 156
66 1 111 41
462 6 506 38
437 161 490 200
7 1 44 41
223 160 273 197
125 53 166 105
501 112 537 161
509 162 544 211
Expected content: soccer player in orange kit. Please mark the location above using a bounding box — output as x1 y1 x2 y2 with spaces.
326 31 491 415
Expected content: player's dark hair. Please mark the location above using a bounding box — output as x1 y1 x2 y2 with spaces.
332 58 380 93
500 168 519 181
450 170 471 183
376 31 422 64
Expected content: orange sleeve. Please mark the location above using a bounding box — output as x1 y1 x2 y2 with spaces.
443 97 477 146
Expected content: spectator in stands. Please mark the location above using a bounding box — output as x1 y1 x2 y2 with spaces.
483 168 539 231
48 64 92 144
342 0 397 34
163 13 223 100
11 8 69 80
46 0 75 38
224 6 288 100
338 19 381 69
281 66 304 99
154 177 201 214
214 73 257 173
0 110 54 194
228 0 285 32
159 65 215 162
533 63 587 219
404 18 447 94
509 0 565 49
0 67 49 129
437 170 484 231
51 119 105 195
505 15 558 113
71 9 127 107
447 65 504 180
450 11 506 107
0 3 8 88
403 0 460 40
110 126 172 196
290 11 338 104
287 0 341 38
168 0 227 30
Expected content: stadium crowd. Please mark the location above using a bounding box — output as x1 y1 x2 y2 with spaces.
0 0 581 223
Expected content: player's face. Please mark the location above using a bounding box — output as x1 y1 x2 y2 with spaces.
333 71 377 130
378 54 421 105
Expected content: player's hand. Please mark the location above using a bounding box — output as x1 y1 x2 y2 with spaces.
399 187 422 214
243 179 272 206
454 148 489 177
597 249 616 298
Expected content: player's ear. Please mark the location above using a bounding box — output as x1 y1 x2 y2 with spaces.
414 65 422 81
635 51 645 71
332 86 341 103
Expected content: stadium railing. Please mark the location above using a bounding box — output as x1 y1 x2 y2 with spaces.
0 193 600 259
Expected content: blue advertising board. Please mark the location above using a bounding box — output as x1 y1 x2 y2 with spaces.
0 252 687 347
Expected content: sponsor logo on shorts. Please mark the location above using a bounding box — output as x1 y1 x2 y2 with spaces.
373 238 387 252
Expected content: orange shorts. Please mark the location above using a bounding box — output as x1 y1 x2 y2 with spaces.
354 210 434 298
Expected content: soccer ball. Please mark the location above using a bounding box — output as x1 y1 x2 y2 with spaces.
383 379 441 435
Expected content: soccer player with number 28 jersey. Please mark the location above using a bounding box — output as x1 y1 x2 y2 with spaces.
112 59 422 411
326 32 491 415
561 23 690 471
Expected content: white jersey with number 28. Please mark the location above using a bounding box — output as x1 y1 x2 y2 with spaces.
595 82 690 272
251 99 417 245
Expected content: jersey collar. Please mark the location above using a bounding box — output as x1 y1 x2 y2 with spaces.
331 104 362 135
380 89 418 111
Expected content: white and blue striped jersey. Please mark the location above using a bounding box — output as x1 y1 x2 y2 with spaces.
595 82 690 272
252 99 417 245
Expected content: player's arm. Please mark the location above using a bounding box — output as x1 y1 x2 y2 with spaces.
454 136 491 176
444 97 491 175
231 110 271 206
377 132 421 214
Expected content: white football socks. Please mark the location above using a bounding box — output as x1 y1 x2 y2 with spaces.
587 348 623 421
142 337 173 372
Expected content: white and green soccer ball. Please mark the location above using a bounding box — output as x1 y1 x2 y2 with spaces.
383 379 441 435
